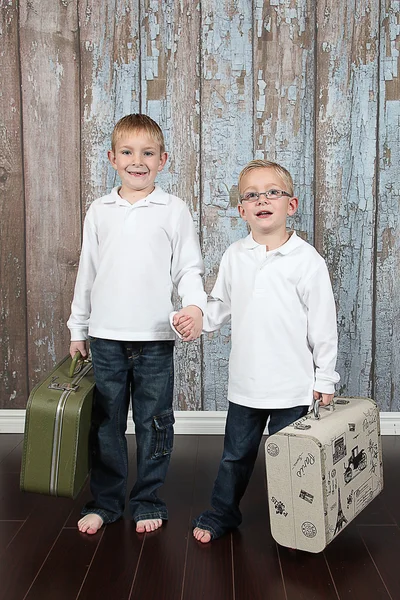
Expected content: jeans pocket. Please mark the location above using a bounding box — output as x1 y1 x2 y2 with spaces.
151 409 175 459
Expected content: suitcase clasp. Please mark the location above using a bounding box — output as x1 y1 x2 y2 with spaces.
48 377 79 392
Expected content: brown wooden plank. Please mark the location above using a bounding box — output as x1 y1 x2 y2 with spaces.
0 434 23 464
69 435 140 598
79 0 140 208
0 521 24 554
375 0 400 411
359 525 400 598
279 545 339 600
325 524 391 599
233 437 286 600
0 0 28 408
140 0 203 410
77 519 144 600
19 1 81 388
0 437 22 473
130 435 199 599
254 0 316 242
0 472 36 520
200 0 253 410
24 529 101 600
379 436 400 525
182 435 234 600
0 495 75 600
315 0 379 399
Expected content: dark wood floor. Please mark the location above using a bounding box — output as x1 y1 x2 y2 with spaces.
0 433 399 600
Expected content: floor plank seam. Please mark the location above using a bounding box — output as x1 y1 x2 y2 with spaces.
127 530 146 600
75 525 107 600
21 503 85 600
323 551 341 599
230 532 236 600
276 544 288 600
359 529 394 600
180 435 200 600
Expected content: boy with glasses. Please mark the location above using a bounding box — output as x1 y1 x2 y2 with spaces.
173 159 340 542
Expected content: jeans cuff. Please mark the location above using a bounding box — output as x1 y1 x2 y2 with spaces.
134 510 168 523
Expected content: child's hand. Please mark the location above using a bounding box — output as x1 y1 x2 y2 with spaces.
313 390 334 406
173 306 203 341
70 340 88 359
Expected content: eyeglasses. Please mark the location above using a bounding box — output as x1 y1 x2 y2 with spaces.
239 190 292 203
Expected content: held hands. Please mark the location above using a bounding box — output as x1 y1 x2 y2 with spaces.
173 305 203 342
69 340 88 359
313 390 334 406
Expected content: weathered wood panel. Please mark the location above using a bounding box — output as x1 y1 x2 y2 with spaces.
315 0 379 398
201 0 253 410
0 0 399 413
140 0 203 409
19 0 81 386
375 0 400 410
254 0 315 242
0 1 27 408
79 0 140 210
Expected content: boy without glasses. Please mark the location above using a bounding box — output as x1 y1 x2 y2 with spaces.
173 159 340 542
68 114 205 535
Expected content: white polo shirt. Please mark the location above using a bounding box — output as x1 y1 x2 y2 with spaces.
68 186 206 342
204 231 340 409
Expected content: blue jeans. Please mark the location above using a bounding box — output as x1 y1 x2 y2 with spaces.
193 401 308 539
82 338 175 524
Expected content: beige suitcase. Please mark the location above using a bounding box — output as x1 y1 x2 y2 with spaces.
265 397 383 553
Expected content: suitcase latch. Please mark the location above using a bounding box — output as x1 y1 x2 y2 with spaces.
48 377 79 392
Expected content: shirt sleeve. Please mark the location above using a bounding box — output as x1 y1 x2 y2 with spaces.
303 261 340 394
203 250 232 332
67 210 99 341
170 204 207 314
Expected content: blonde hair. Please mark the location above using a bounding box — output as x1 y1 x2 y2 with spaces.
111 114 165 153
238 160 294 197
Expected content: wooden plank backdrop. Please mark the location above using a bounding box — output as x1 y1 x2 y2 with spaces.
0 0 399 411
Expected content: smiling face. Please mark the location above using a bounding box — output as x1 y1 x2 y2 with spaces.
238 167 298 246
108 130 167 203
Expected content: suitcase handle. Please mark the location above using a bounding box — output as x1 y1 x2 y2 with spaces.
69 351 83 378
313 398 335 420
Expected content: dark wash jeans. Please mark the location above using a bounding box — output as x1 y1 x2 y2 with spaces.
82 338 175 524
193 401 308 539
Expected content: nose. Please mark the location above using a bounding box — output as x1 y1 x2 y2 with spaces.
257 193 270 204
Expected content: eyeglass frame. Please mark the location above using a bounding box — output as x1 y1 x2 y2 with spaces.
239 189 293 203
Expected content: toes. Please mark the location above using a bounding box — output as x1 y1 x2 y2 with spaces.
77 514 103 535
193 527 212 543
136 519 163 533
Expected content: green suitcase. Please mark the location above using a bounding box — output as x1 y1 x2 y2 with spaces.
20 352 95 499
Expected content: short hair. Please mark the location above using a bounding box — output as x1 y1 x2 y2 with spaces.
111 114 165 153
238 160 294 197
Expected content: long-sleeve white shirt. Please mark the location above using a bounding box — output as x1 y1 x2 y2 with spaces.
68 186 206 342
203 231 340 409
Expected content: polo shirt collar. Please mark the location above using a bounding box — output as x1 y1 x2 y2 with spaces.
243 230 302 254
101 185 168 206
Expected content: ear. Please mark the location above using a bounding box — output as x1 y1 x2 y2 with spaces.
158 152 168 171
108 150 117 170
238 203 247 221
287 196 298 216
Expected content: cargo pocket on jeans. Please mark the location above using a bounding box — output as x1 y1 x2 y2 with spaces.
151 409 175 459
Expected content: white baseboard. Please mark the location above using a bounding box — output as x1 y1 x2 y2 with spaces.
0 409 399 435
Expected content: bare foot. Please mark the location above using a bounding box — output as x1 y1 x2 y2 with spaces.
78 514 104 535
136 518 163 533
193 527 212 543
